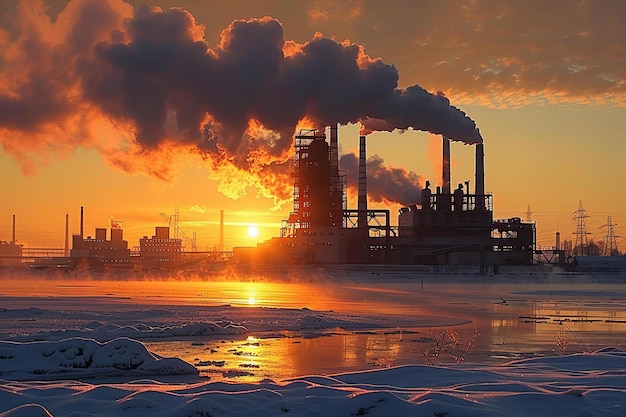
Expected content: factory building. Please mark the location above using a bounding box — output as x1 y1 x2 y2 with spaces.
69 208 131 269
0 215 22 267
235 126 535 268
139 226 183 269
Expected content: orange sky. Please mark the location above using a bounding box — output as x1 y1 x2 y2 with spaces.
1 0 625 252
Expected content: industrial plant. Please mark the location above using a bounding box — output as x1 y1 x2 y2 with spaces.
4 125 625 273
233 126 535 270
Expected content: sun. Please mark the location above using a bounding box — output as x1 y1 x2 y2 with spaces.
247 226 259 238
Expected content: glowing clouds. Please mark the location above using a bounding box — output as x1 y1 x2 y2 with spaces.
0 0 484 203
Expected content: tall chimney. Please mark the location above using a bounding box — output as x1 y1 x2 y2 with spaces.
475 144 485 210
11 214 16 244
219 209 224 251
64 212 69 256
442 136 451 194
358 135 368 229
80 206 84 238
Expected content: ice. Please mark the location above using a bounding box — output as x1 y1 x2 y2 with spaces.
1 270 626 415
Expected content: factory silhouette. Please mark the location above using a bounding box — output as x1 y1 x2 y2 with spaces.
2 125 543 273
235 126 535 270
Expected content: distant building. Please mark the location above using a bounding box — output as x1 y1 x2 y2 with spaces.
0 241 22 267
570 256 626 274
70 227 131 269
139 227 182 269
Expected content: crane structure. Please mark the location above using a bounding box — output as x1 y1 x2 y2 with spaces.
160 208 197 252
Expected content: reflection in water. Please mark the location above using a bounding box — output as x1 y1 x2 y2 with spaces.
2 275 626 382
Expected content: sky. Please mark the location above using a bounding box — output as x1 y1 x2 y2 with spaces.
0 0 625 252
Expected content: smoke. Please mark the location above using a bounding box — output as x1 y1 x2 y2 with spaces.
339 152 422 206
0 0 481 204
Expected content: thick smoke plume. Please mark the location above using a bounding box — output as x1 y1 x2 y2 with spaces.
339 153 422 207
0 0 481 204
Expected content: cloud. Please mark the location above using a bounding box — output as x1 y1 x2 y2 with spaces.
0 0 482 204
190 205 207 214
307 0 363 24
339 152 422 206
347 0 626 107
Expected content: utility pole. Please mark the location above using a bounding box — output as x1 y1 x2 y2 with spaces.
526 205 533 222
572 201 591 256
600 216 620 256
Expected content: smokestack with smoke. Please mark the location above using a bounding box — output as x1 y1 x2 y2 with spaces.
475 143 485 210
442 136 451 194
0 1 482 204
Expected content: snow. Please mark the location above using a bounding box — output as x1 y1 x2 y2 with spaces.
1 349 625 416
1 270 626 416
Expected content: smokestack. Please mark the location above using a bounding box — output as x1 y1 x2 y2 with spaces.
65 213 69 257
442 136 451 194
80 206 84 238
475 144 485 210
11 214 16 244
219 210 224 251
556 231 561 251
358 135 367 229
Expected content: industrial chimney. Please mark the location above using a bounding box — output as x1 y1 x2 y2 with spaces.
442 136 451 194
358 135 367 229
11 214 16 244
475 144 485 210
80 206 84 238
65 212 69 257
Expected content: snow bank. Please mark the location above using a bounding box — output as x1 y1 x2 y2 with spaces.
7 320 248 342
0 349 625 416
0 337 198 379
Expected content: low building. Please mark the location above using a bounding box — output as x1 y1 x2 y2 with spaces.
70 227 131 269
0 241 22 267
139 227 182 269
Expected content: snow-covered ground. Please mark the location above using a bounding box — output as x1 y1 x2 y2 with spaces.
1 269 626 416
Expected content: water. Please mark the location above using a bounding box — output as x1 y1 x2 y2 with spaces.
1 271 626 382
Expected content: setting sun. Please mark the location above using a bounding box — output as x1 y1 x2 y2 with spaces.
247 226 259 238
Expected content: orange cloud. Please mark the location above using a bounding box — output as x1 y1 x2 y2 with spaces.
0 0 483 208
307 0 363 24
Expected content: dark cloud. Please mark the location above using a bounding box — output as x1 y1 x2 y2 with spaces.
0 0 481 199
340 152 422 206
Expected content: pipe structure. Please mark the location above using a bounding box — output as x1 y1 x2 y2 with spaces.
475 144 485 210
80 206 84 238
11 214 15 244
442 136 451 194
358 135 367 229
